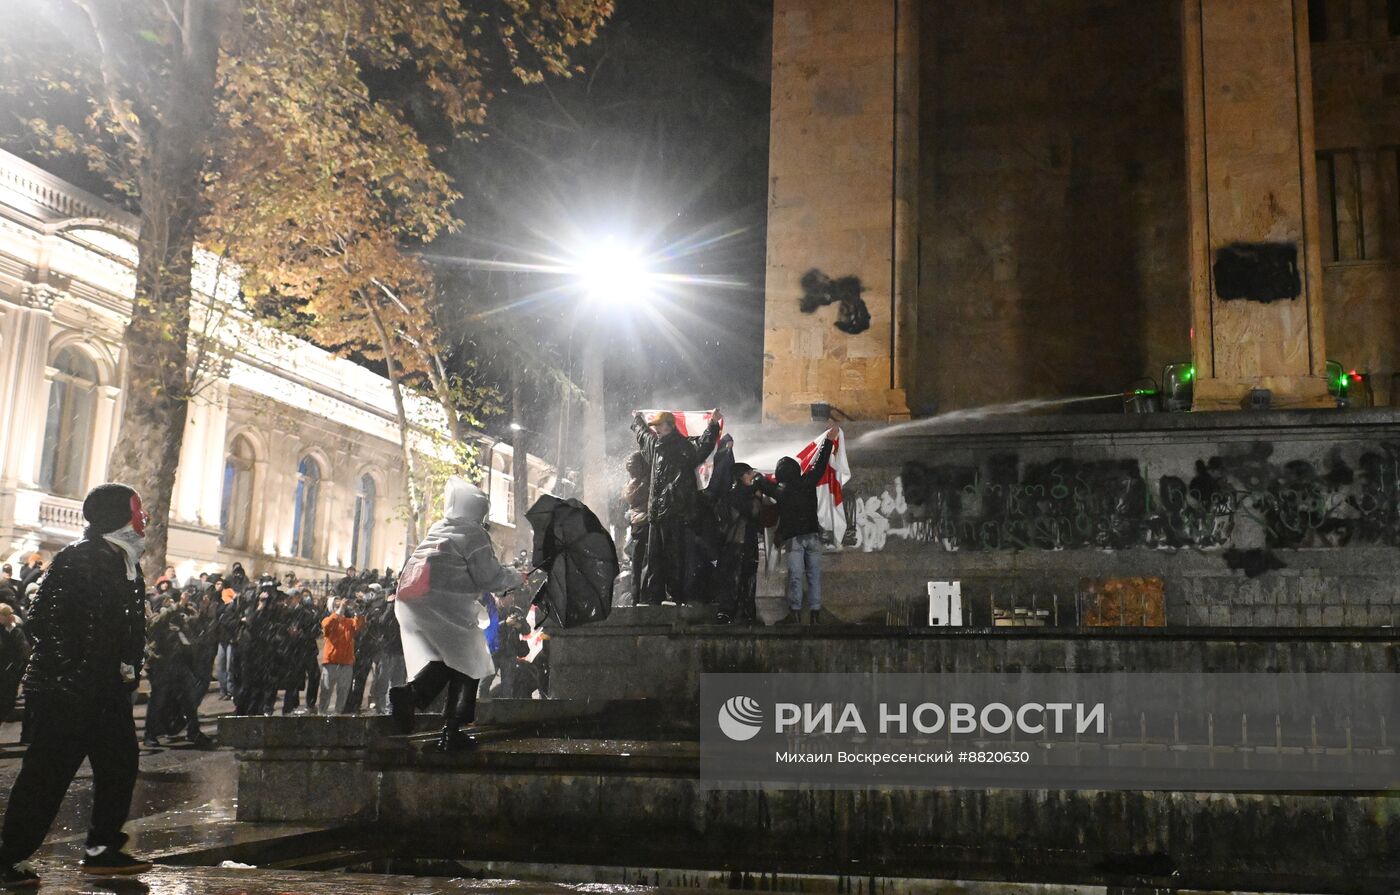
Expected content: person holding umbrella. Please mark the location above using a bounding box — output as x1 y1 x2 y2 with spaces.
389 477 523 752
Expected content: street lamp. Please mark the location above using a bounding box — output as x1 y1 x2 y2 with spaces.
565 236 656 509
571 237 657 308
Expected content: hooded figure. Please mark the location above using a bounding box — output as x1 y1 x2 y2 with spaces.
756 426 836 625
0 483 152 885
390 477 521 751
715 462 767 625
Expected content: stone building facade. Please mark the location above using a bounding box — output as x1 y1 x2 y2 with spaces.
764 0 1398 420
0 149 542 582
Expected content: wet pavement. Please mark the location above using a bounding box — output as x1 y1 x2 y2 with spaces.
0 862 665 894
0 689 240 857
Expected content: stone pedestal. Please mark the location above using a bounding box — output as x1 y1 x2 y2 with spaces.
762 0 915 423
1183 0 1331 410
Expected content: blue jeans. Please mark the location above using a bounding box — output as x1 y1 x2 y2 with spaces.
215 643 234 697
784 533 823 611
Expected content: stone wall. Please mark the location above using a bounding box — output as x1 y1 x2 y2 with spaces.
913 0 1190 414
762 0 912 422
725 412 1400 625
1311 3 1400 405
764 0 1400 418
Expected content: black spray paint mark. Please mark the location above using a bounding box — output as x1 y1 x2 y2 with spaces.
1212 242 1301 303
799 269 872 335
1222 548 1287 578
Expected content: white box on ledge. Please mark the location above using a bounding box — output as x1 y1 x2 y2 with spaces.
928 581 964 627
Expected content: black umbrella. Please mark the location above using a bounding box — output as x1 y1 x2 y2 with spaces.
526 494 618 628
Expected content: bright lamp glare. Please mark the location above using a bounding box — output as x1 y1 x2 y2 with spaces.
573 239 654 307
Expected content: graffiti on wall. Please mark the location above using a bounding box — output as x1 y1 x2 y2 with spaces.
843 442 1400 553
798 269 871 335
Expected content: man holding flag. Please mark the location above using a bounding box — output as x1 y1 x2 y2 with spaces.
630 409 723 606
757 423 841 624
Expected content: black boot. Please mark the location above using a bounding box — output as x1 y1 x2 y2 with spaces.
434 725 472 753
388 685 416 735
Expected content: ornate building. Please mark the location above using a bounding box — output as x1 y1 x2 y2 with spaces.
0 149 540 581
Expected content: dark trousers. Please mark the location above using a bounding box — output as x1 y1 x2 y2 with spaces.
717 547 759 622
0 673 20 723
627 523 649 603
344 652 376 714
641 518 693 605
0 689 138 865
406 661 477 728
302 652 320 708
144 667 175 741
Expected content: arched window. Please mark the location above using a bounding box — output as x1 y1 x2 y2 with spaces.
291 455 321 560
40 347 99 499
220 436 255 549
351 474 376 569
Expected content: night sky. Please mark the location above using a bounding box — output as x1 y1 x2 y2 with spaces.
432 0 773 427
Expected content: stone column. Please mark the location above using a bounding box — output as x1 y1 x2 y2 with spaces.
1183 0 1331 410
1 288 57 489
198 381 231 528
86 385 121 489
762 0 916 422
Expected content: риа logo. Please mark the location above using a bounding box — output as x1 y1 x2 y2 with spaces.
718 696 763 741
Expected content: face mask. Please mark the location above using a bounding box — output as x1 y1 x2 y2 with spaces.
103 522 147 581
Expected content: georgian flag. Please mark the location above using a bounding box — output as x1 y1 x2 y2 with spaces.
796 427 851 544
637 409 723 487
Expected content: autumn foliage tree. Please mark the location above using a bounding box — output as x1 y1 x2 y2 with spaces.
0 0 612 571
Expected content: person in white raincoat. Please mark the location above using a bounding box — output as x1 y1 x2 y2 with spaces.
388 477 522 751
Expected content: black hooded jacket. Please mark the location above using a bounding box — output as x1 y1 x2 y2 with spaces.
758 437 834 543
22 538 146 701
631 414 722 523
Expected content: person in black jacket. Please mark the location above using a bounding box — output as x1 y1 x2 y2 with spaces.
630 409 723 606
0 605 29 725
756 425 837 625
714 462 768 625
0 483 153 885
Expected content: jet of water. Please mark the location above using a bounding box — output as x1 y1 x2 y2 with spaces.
853 393 1126 446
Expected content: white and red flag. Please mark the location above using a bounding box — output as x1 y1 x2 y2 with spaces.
796 427 851 545
636 409 724 487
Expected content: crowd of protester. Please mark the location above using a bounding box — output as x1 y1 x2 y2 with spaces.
626 410 838 625
0 556 548 749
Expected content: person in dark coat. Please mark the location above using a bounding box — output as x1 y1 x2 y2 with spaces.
621 452 650 605
224 562 249 594
714 462 768 626
755 425 837 624
213 590 241 699
142 595 211 748
0 483 153 885
0 605 30 724
367 590 405 714
0 567 20 620
630 409 723 606
234 582 284 716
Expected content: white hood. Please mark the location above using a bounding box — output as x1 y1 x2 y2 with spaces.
443 476 491 526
